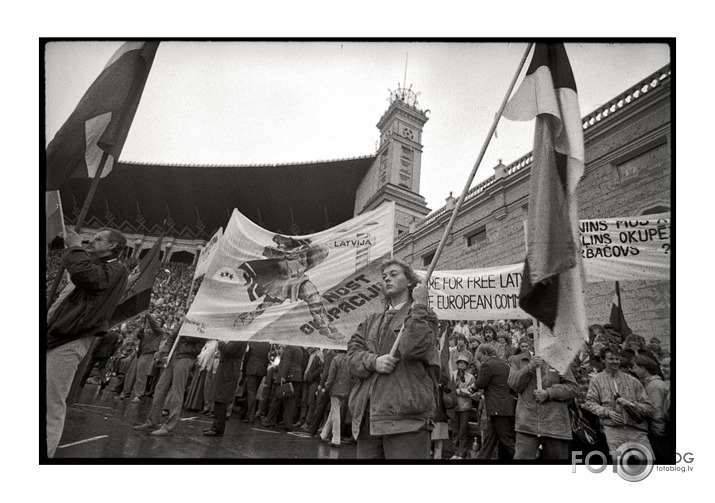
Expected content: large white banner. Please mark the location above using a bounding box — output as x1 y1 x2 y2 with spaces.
579 216 670 282
419 264 528 321
193 227 223 279
181 203 395 349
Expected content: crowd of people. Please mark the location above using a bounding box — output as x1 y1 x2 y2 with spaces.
46 241 672 462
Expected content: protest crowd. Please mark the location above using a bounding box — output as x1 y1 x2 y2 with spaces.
44 42 672 463
46 247 672 461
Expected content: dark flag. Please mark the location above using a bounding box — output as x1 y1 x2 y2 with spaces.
609 281 632 337
503 43 588 372
109 235 163 327
45 190 65 246
46 41 160 191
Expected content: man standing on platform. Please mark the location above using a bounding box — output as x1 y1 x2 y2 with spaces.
347 260 440 459
46 228 129 458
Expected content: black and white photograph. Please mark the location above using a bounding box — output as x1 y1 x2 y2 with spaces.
25 19 699 497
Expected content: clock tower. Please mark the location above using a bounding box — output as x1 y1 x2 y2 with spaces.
354 85 431 237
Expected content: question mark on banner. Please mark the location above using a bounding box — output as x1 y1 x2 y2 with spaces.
662 243 670 254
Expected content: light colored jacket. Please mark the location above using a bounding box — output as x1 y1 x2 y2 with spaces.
584 370 653 432
508 353 579 441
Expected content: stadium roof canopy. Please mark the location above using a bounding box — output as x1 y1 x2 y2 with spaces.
59 155 376 240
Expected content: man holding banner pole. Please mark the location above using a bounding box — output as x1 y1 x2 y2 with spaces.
347 260 440 459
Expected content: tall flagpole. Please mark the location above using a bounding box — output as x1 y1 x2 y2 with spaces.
390 43 534 357
46 151 111 310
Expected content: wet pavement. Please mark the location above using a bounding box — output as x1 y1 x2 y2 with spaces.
55 384 358 460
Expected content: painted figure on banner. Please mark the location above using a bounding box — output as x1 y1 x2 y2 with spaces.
232 234 344 340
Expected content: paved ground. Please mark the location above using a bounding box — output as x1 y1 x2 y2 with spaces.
54 383 359 460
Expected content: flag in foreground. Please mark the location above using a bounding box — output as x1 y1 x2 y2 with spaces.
46 41 160 191
108 234 163 327
45 190 65 246
504 43 588 373
181 203 395 350
609 281 633 338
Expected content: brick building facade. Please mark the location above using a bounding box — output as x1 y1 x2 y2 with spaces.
364 65 672 346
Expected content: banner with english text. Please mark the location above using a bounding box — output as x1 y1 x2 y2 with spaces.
180 203 395 349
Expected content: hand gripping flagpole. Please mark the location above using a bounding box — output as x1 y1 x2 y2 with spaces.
389 42 534 358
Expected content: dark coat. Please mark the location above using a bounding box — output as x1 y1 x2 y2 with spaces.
244 341 271 376
214 341 248 404
303 351 323 383
137 315 164 354
347 302 440 438
324 353 350 398
47 248 129 350
473 355 515 417
91 330 121 358
277 345 304 383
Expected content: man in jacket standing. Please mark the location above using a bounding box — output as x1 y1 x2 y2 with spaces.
262 344 304 431
116 313 164 402
472 344 516 460
204 341 248 436
584 346 654 456
508 351 579 460
46 228 129 458
347 260 440 459
241 341 271 423
134 331 205 436
296 347 323 428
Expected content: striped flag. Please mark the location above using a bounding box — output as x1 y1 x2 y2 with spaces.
609 281 632 337
108 235 163 327
46 41 160 191
45 190 66 246
504 43 588 373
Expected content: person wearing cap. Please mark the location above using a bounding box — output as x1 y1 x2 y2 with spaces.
449 354 478 459
46 228 130 458
347 259 440 459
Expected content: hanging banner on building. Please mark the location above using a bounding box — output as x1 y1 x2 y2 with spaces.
418 264 528 321
181 203 395 349
193 227 223 279
579 216 670 282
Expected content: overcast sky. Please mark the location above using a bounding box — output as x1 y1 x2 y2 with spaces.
45 41 670 213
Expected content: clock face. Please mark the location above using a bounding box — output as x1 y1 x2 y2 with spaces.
401 127 415 141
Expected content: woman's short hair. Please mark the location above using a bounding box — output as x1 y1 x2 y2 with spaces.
380 259 420 297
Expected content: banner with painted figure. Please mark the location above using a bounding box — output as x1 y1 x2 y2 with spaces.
193 227 223 279
419 264 528 321
579 216 670 282
181 203 395 349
